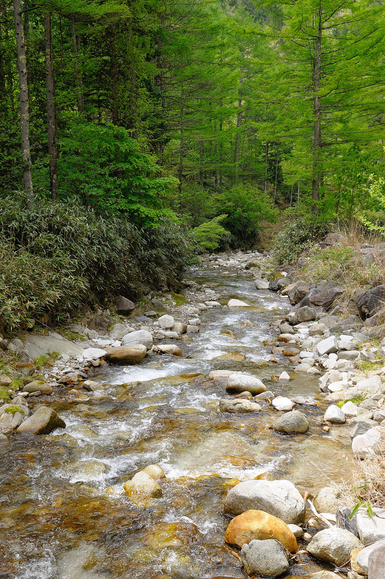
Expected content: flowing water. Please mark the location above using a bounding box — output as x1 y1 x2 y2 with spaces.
0 266 355 578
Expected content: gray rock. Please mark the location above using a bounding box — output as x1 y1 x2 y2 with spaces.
355 285 385 319
287 281 310 305
172 321 187 334
338 350 360 360
288 524 304 538
187 325 199 333
219 399 261 413
226 373 266 395
272 396 293 411
23 334 84 359
288 306 317 325
273 410 309 434
158 314 175 329
307 528 363 566
324 405 346 424
356 539 385 573
336 507 359 538
115 295 135 314
82 347 106 361
309 323 327 336
17 406 65 435
355 375 382 395
352 426 385 457
110 323 130 340
357 508 385 545
314 487 345 514
317 336 338 356
368 539 385 578
225 479 306 524
348 417 377 438
279 322 295 334
241 539 289 577
254 278 269 290
122 330 153 350
269 277 288 292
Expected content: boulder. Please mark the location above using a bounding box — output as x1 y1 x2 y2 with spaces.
84 347 108 362
355 375 382 395
288 306 317 325
123 471 162 499
23 381 53 395
88 314 112 332
357 508 385 545
287 281 310 305
219 399 261 413
153 344 183 357
158 315 175 330
225 479 306 524
348 417 377 438
355 285 385 319
324 405 345 424
314 487 345 514
225 510 298 552
122 330 153 350
272 397 293 411
106 344 147 364
317 336 338 356
309 287 342 308
273 410 309 434
307 528 363 566
356 540 385 574
352 426 385 457
142 465 165 481
269 277 288 292
278 372 290 381
172 322 187 334
368 539 385 578
115 295 135 314
226 373 266 395
309 323 327 336
241 539 289 577
341 401 358 417
254 278 269 290
17 406 65 435
110 323 130 340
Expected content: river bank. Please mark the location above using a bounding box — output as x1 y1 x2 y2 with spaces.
0 249 384 578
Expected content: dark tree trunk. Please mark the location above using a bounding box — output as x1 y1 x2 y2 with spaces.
13 0 34 206
44 12 59 200
70 21 84 114
312 4 322 214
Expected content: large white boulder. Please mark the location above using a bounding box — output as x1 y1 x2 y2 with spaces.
122 330 153 350
307 528 363 566
225 479 306 524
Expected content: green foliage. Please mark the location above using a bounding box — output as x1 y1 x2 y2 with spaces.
357 174 385 235
59 121 178 226
212 184 278 248
273 218 327 264
4 405 25 416
336 397 364 408
0 195 192 333
192 215 230 252
0 387 11 401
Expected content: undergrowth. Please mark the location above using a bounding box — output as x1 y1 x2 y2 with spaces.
0 195 192 334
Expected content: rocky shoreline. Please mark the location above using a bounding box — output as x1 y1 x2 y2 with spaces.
1 248 384 578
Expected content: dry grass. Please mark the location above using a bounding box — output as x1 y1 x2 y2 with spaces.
335 443 385 511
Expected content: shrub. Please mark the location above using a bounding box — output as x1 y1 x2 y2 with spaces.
273 217 327 264
212 184 278 248
192 215 230 252
0 196 192 333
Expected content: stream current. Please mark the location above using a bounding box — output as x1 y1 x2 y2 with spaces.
0 265 354 578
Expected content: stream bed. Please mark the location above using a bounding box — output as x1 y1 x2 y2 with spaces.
0 265 354 578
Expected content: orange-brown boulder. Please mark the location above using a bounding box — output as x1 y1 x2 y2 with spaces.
225 510 298 553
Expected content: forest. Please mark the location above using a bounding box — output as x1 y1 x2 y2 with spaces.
1 0 385 331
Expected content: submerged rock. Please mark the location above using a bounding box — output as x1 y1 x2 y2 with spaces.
219 399 261 413
123 471 162 499
225 479 306 524
142 465 165 481
225 510 298 552
228 299 250 307
273 410 309 434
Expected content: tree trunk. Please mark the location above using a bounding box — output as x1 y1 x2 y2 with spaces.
274 143 280 201
13 0 34 206
44 12 59 200
70 21 84 114
312 4 322 214
234 82 243 183
110 24 119 125
264 142 269 192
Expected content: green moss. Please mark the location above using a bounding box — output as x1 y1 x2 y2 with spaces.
357 359 383 374
4 405 24 416
0 387 10 401
336 396 365 408
9 379 23 391
171 293 189 306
